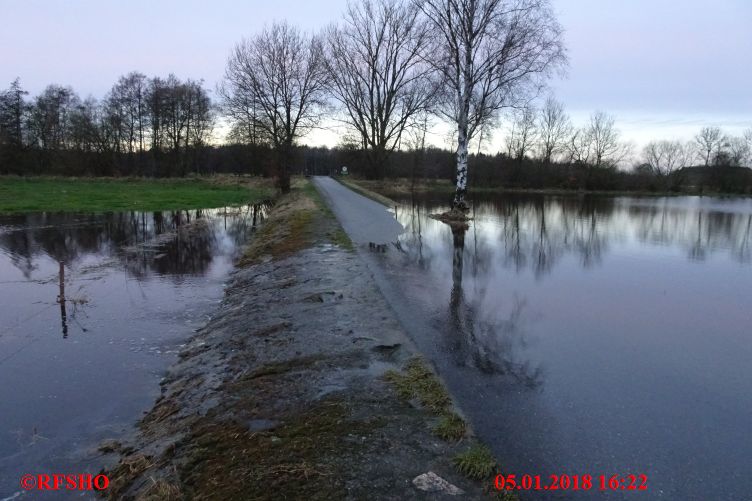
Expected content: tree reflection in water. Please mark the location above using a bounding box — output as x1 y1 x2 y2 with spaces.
0 202 270 338
0 203 270 280
393 194 752 390
446 223 544 388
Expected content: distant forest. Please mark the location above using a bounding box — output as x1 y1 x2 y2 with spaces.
0 72 752 194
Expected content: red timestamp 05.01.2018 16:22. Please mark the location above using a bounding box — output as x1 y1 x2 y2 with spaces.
494 474 648 493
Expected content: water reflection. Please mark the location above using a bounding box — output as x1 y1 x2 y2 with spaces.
0 203 269 340
444 222 543 387
385 193 752 499
0 203 269 281
0 202 269 496
395 195 752 280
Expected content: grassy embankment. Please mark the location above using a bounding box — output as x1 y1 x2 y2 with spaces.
239 178 352 266
0 176 274 213
105 178 514 499
241 179 510 497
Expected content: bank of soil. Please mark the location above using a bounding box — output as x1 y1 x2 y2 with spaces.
103 180 503 499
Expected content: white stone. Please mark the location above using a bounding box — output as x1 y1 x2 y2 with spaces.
412 471 464 495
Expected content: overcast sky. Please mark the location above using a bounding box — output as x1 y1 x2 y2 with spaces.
1 0 750 151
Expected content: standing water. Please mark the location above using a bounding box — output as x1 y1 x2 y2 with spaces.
0 204 266 498
369 193 752 500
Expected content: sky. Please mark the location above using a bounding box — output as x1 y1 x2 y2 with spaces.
1 0 750 153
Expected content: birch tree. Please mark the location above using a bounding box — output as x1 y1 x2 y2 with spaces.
222 22 328 192
325 0 435 179
417 0 565 210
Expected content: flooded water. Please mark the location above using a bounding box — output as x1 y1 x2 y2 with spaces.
373 194 752 500
0 205 266 499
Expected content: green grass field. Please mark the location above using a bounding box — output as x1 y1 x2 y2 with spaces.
0 177 273 213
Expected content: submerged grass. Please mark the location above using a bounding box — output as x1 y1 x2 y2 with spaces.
0 175 272 213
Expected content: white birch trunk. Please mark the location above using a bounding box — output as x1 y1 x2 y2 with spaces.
453 39 473 211
454 122 469 209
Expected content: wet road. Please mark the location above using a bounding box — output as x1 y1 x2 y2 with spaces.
313 177 752 500
313 177 403 245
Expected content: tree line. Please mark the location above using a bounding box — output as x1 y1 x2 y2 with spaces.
1 0 751 197
0 74 212 176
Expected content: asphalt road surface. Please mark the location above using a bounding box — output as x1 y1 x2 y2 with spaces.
312 176 404 245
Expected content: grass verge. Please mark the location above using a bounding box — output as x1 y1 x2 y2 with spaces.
238 178 352 266
386 357 515 496
385 358 469 442
453 444 497 480
334 177 399 207
0 175 273 213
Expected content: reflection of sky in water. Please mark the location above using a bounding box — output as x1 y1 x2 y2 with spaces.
380 194 752 499
0 204 266 498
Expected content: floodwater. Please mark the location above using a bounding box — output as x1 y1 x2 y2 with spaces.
370 194 752 500
0 204 266 499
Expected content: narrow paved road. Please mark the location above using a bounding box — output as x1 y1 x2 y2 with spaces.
312 176 404 245
315 176 592 500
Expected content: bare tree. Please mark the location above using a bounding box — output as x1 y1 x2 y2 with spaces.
505 105 537 161
727 135 750 167
694 126 724 167
586 111 627 167
109 72 148 155
325 0 435 179
643 139 690 190
537 95 571 164
222 22 328 192
744 128 752 167
27 85 79 151
417 0 566 210
566 127 592 165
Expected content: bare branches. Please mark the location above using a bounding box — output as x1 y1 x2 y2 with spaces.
587 111 627 168
324 0 436 178
221 22 328 191
222 23 327 150
416 0 566 207
505 105 537 161
643 140 690 177
565 111 629 168
418 0 565 140
537 96 571 164
694 126 724 167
